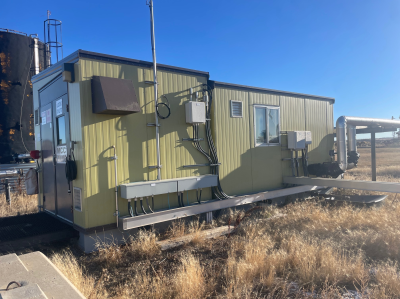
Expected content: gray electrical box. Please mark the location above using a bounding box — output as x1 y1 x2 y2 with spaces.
177 175 218 191
288 131 312 150
120 175 219 199
120 179 177 199
185 101 206 124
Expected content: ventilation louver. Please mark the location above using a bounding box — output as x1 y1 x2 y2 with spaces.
73 187 82 211
231 101 243 118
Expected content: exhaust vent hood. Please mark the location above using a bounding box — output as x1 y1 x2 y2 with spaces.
91 76 140 115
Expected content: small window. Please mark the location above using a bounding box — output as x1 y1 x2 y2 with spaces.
57 116 66 145
230 100 243 118
254 105 280 146
34 109 39 125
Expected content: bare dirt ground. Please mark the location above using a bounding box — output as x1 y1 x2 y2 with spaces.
2 146 400 298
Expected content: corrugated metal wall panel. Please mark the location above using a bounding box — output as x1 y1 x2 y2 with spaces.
78 59 209 228
280 95 306 177
213 87 253 196
305 98 331 164
248 92 283 192
326 102 334 152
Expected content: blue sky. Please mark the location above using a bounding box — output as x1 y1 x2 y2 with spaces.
2 0 399 137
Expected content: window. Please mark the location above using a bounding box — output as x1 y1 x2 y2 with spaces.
34 109 39 125
254 105 280 146
230 100 243 118
56 116 66 145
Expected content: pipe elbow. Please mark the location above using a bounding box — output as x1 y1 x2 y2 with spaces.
336 116 346 129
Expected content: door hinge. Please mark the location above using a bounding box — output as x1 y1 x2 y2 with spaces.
66 104 69 112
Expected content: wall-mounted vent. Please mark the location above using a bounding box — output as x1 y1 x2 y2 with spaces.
230 101 243 118
34 109 39 125
73 187 82 212
91 76 141 115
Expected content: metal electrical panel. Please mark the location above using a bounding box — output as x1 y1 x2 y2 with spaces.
288 131 312 150
120 179 177 199
177 175 218 191
185 102 206 124
119 175 219 199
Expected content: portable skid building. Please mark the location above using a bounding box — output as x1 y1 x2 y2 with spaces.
32 50 334 252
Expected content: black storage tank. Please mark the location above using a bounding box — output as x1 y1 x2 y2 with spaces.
0 29 46 163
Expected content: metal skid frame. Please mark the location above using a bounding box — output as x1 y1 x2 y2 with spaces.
118 185 322 230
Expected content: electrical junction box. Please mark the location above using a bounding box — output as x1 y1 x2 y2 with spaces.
305 131 312 145
288 131 312 150
185 101 206 124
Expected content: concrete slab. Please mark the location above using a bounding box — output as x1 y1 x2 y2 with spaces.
0 252 84 299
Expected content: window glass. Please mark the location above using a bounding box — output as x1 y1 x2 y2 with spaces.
268 109 279 144
57 116 66 145
255 107 266 145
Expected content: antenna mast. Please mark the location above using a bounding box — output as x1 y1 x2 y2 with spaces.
147 0 161 180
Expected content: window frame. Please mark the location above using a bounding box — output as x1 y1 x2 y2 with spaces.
230 100 243 118
253 105 281 147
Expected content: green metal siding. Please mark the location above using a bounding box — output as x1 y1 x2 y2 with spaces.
213 86 334 196
213 87 253 196
78 58 210 228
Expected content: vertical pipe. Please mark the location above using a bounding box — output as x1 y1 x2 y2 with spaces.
112 145 119 227
371 133 376 181
149 0 161 180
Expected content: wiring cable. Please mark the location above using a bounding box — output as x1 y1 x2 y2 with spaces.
156 95 171 119
146 196 154 213
196 189 202 204
134 199 138 216
140 198 147 214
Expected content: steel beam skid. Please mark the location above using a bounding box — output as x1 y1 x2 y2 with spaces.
118 185 322 230
283 176 400 193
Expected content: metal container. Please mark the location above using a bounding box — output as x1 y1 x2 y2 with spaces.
0 30 46 163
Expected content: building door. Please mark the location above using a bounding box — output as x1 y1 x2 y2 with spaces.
41 102 56 214
53 95 73 222
39 76 73 222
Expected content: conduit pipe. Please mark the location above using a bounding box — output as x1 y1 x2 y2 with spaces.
336 116 400 171
112 145 119 227
148 0 161 180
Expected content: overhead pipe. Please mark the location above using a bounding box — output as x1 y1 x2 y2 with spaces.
336 116 400 171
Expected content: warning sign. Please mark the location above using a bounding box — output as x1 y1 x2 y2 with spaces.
56 99 63 116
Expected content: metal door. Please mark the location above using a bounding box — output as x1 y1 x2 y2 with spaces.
53 95 73 222
39 76 73 222
41 103 56 214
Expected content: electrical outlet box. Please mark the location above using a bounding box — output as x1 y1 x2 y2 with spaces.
288 131 306 150
305 131 312 145
185 101 206 124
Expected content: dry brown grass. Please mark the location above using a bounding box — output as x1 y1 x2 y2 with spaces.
0 193 37 217
46 146 400 298
50 250 108 299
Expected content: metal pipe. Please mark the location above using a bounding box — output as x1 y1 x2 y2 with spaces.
371 133 376 181
33 37 40 75
347 125 357 152
112 145 119 227
148 0 161 180
336 116 400 171
0 170 21 178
